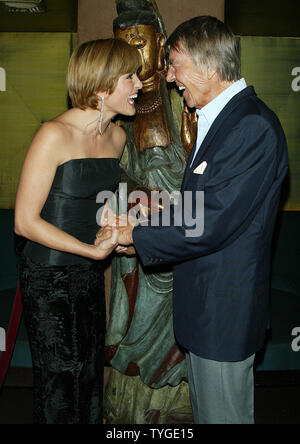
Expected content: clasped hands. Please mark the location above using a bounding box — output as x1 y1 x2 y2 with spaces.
94 212 137 256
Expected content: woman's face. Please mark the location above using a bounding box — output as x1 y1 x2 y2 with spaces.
105 72 143 116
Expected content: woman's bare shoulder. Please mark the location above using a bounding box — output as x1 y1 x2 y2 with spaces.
111 123 126 158
26 119 71 166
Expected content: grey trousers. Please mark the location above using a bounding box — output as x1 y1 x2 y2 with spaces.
186 352 255 424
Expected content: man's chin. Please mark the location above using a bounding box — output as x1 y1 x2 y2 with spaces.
184 98 195 109
183 92 195 109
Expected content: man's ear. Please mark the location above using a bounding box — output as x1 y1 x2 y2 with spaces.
157 33 166 72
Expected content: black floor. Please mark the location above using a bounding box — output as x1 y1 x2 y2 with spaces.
0 371 300 424
0 387 33 424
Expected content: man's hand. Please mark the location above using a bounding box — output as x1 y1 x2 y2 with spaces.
117 223 134 246
115 245 136 256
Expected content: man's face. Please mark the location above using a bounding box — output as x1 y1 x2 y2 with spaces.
115 25 159 82
166 46 214 109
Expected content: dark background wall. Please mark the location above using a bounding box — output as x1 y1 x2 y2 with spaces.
226 0 300 37
0 0 77 32
78 0 225 44
0 0 299 37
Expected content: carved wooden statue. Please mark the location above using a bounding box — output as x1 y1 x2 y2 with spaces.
104 0 196 424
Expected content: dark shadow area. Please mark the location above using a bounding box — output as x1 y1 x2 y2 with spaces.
226 0 300 37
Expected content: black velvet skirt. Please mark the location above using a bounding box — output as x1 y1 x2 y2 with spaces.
19 255 106 424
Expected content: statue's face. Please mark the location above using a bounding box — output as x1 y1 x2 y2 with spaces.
115 25 160 82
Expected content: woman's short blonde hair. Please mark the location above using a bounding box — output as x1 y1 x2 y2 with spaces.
67 38 141 110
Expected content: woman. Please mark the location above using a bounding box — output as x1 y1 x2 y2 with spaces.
14 38 142 424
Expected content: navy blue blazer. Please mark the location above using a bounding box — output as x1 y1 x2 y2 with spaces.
133 86 289 362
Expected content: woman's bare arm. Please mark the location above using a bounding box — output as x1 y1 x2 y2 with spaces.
15 122 118 260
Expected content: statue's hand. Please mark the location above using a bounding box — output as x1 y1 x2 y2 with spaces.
181 104 198 156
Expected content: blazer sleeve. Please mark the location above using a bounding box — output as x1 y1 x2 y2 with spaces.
132 115 283 267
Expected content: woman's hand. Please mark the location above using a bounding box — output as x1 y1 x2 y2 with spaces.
95 225 113 246
93 226 119 259
95 224 136 257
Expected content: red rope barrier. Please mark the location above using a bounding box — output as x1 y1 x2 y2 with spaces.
0 281 23 389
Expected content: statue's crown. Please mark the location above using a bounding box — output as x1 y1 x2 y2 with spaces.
116 0 154 14
114 0 163 34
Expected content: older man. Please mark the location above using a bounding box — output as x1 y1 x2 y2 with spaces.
98 16 288 424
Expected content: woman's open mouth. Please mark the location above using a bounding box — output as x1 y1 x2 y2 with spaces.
128 94 138 106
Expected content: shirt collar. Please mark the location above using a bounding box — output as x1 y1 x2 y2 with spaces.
196 78 247 124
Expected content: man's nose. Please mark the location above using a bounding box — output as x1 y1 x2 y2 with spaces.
166 66 175 83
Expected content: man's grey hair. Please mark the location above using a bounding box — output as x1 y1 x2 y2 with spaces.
166 16 240 82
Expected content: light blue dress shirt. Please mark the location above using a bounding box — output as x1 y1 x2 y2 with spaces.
191 78 247 167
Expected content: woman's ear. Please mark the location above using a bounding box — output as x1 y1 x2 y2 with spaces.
95 90 109 99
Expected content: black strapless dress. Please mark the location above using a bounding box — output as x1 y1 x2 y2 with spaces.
19 158 121 424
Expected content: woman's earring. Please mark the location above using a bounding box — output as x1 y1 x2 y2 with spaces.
99 96 105 135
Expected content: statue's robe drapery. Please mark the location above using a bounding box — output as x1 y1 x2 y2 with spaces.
105 77 188 389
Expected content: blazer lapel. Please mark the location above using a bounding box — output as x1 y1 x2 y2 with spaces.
181 143 197 191
184 86 257 186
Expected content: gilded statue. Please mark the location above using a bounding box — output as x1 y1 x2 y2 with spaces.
104 0 196 424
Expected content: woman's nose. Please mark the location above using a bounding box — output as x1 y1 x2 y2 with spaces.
134 74 143 89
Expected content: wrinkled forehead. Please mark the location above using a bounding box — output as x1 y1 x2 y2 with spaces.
168 44 191 64
168 38 189 56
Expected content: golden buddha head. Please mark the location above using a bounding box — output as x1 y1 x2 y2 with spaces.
113 0 166 83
